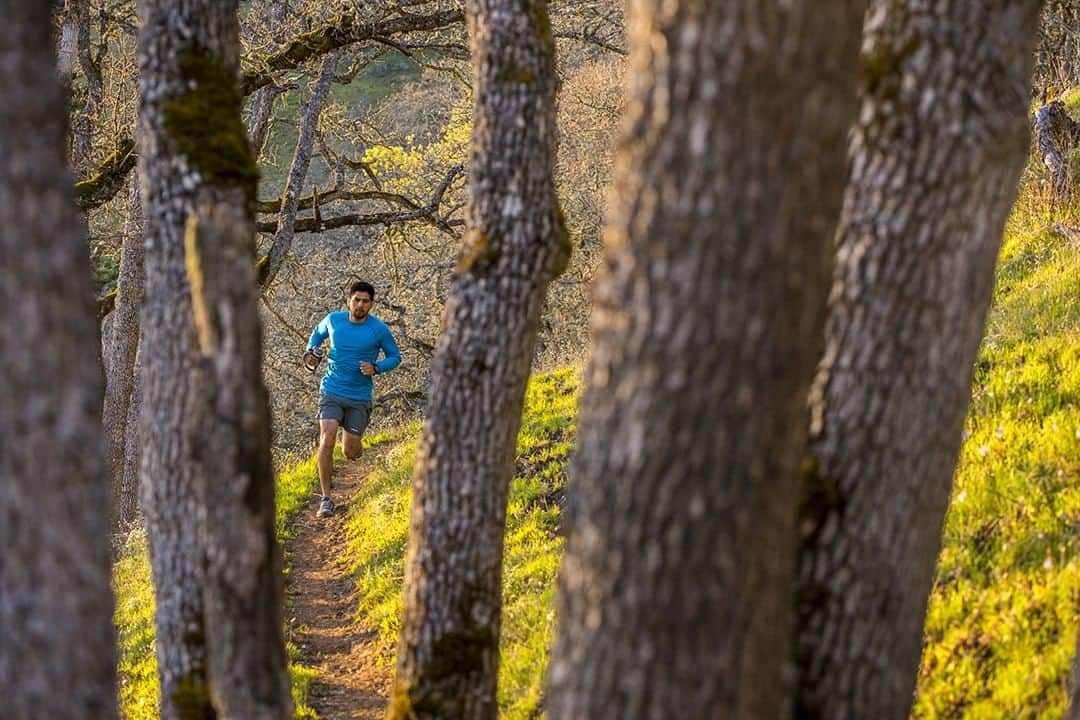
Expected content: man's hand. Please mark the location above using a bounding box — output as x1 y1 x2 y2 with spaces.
302 348 322 373
360 361 377 376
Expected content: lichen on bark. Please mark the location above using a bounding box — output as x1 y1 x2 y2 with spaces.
162 48 258 200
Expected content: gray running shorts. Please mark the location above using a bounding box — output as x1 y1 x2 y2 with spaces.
317 391 372 436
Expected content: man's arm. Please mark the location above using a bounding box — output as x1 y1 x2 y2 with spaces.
306 315 330 353
375 325 402 374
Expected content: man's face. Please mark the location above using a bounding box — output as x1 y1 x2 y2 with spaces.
349 291 373 321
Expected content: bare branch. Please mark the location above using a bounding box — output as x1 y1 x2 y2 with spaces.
255 163 464 235
75 137 136 210
260 53 337 289
240 8 466 96
554 28 627 56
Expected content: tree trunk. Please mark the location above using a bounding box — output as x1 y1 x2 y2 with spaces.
0 2 118 718
139 2 291 716
105 176 145 531
1069 634 1080 720
1035 0 1080 92
72 0 102 177
546 2 867 717
188 200 293 717
388 1 569 717
1033 99 1080 197
260 53 336 290
795 3 1043 719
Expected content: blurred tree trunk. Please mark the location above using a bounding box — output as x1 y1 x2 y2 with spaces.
0 1 118 718
546 1 867 717
138 0 291 717
104 176 144 530
795 2 1043 718
389 0 569 717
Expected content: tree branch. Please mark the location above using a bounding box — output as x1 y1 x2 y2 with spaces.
255 163 464 235
240 8 466 96
76 6 467 211
75 137 136 210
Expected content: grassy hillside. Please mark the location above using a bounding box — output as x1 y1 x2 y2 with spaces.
344 369 578 718
335 193 1077 717
914 186 1080 717
115 183 1077 717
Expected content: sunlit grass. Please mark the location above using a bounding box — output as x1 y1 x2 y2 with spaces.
914 175 1080 718
343 368 580 718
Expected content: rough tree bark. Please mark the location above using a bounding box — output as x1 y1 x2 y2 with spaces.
138 1 289 717
1033 99 1080 197
187 197 293 717
795 2 1043 719
104 176 145 530
0 1 118 718
388 1 569 717
546 1 867 717
137 0 215 710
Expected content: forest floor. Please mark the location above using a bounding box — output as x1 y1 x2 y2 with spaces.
286 459 389 720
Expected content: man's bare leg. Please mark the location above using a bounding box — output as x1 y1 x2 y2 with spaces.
342 430 363 461
317 419 340 498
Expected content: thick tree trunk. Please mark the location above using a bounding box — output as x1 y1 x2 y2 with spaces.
105 176 145 531
795 3 1043 719
138 6 215 712
0 2 118 718
389 1 569 717
188 199 292 717
546 2 867 718
139 3 290 716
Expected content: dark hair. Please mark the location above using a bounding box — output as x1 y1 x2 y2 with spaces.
349 281 375 299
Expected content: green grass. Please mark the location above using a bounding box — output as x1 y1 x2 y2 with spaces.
913 185 1080 718
343 368 579 718
114 461 323 718
116 161 1077 718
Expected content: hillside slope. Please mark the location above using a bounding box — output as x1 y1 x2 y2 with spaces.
335 198 1077 718
114 193 1077 719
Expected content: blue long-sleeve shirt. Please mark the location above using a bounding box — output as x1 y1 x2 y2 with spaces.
307 311 401 401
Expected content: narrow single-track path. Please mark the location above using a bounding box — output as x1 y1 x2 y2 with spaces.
286 459 389 719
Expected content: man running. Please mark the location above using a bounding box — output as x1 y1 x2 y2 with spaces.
304 281 401 517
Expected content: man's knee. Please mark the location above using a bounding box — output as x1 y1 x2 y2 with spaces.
342 433 362 459
318 426 338 451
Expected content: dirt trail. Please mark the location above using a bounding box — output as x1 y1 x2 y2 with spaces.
286 460 389 719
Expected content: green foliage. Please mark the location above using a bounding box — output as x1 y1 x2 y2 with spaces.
93 252 120 295
343 368 579 719
113 463 322 718
913 181 1080 718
